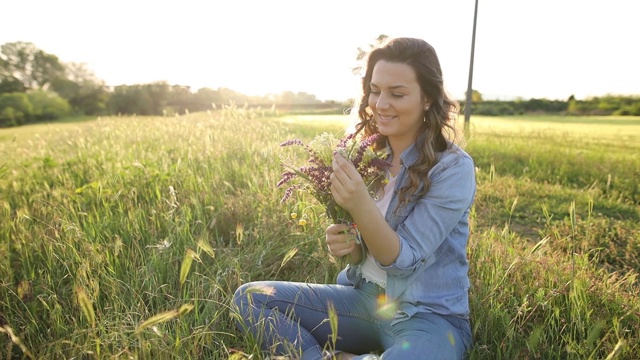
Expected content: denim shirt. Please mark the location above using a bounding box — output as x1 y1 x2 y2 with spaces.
342 140 476 323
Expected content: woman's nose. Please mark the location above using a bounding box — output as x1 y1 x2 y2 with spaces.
376 94 390 110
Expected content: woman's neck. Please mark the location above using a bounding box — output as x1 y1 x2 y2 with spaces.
388 137 413 163
388 139 412 176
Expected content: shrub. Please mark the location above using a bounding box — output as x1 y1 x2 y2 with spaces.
27 89 71 121
0 92 32 127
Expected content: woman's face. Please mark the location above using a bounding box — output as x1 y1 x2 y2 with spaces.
368 60 427 149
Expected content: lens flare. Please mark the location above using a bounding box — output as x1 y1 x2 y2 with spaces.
448 331 456 346
375 294 397 319
400 340 411 350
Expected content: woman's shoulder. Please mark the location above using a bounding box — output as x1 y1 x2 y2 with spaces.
425 143 475 181
439 143 474 167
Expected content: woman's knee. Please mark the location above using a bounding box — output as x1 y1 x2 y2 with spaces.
232 282 264 318
231 282 274 332
336 269 351 286
232 282 278 313
232 283 249 310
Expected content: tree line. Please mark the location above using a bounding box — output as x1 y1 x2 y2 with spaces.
463 92 640 117
1 41 639 128
0 42 337 127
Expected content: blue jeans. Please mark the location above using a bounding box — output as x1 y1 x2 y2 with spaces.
232 276 472 359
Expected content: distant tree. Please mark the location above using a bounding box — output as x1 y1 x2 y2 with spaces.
597 95 623 113
291 92 319 104
50 62 108 115
0 42 65 90
107 85 148 115
613 101 640 116
106 82 171 115
567 94 579 114
144 82 170 115
27 89 71 121
192 87 223 110
166 85 193 114
277 91 295 104
465 89 483 102
473 100 515 116
216 87 247 106
0 76 26 94
0 92 32 126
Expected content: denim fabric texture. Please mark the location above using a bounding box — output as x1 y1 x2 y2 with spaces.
232 141 476 359
345 141 476 322
233 278 472 359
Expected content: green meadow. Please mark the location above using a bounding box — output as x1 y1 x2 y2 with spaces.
1 109 638 359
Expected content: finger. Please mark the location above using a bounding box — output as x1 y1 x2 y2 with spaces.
330 164 354 198
329 171 343 189
326 233 346 246
331 161 348 186
326 233 353 251
327 241 356 257
327 223 350 235
333 153 361 180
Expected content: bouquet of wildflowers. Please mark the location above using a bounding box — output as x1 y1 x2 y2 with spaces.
277 131 390 226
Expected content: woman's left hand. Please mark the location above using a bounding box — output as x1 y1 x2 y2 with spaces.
330 153 370 213
326 224 358 258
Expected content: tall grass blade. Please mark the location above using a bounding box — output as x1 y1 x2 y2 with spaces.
180 251 194 286
0 326 35 359
197 239 216 259
76 286 96 328
135 310 180 334
280 248 298 269
604 339 626 360
135 304 196 335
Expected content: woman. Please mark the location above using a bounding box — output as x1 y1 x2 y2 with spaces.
233 37 476 359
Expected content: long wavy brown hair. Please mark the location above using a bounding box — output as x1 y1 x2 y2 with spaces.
353 37 461 209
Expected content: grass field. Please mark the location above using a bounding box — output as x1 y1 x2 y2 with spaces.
1 110 638 359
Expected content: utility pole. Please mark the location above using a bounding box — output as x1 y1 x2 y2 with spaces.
464 0 479 132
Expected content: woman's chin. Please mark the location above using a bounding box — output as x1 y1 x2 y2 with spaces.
376 126 393 136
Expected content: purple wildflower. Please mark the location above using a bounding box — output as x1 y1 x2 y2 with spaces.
276 171 297 188
352 133 381 168
336 132 356 149
308 155 323 166
280 139 304 147
281 184 302 203
309 165 332 192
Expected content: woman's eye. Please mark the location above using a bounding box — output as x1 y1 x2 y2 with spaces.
370 90 380 95
391 93 404 98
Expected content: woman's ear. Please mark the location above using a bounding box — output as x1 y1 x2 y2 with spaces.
423 96 432 111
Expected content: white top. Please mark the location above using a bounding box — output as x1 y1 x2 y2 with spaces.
361 173 397 288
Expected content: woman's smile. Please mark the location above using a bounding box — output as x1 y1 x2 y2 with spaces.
377 113 397 122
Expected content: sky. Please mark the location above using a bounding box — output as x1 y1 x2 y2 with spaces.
1 0 639 102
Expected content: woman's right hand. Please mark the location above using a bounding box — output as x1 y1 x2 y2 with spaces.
326 224 359 258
